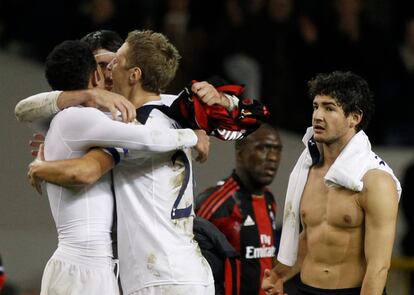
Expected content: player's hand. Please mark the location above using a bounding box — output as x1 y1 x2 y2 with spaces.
29 133 45 157
192 81 230 108
262 269 287 295
27 144 45 195
193 129 210 163
84 88 136 123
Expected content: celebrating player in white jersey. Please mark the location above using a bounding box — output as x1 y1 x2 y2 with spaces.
93 30 215 295
17 39 210 295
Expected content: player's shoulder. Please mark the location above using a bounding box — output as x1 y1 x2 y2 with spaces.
365 170 398 196
363 169 395 188
361 169 399 206
51 107 107 131
197 186 220 202
196 179 237 209
146 105 179 128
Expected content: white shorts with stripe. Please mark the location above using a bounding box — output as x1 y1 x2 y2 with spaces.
40 250 119 295
130 284 215 295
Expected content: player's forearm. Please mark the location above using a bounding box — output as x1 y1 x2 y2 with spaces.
362 230 393 294
276 230 306 282
77 124 198 154
56 89 96 110
15 91 61 123
60 108 198 154
361 266 389 295
32 158 102 186
271 259 300 283
284 263 301 282
14 90 97 124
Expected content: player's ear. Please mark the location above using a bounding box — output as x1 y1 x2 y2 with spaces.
235 144 244 162
91 69 102 87
350 110 363 130
129 67 142 84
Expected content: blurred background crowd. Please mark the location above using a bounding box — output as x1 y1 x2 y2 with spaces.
1 0 414 146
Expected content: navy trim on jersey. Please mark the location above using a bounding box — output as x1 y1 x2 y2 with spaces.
171 150 192 219
137 105 174 125
105 147 121 165
110 170 118 259
308 136 320 166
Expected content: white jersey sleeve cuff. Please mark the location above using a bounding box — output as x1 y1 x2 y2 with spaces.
180 129 198 148
15 90 62 123
223 93 239 111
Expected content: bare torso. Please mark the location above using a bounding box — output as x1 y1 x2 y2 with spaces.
300 165 366 288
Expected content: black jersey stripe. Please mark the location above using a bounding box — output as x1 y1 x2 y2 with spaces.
201 182 239 220
208 184 240 220
197 177 236 217
224 257 241 295
252 197 274 295
197 177 238 218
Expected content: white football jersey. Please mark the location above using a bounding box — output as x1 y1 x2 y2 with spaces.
44 106 197 258
112 100 214 294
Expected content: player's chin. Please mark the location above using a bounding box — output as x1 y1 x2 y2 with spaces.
257 174 274 186
313 134 327 144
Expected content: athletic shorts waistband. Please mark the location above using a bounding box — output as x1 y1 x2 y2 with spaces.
297 280 361 295
52 248 117 270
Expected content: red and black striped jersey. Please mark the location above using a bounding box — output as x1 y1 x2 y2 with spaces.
196 172 278 295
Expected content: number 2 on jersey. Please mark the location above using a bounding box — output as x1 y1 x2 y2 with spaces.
170 150 192 219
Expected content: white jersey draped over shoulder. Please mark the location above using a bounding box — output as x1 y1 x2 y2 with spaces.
111 100 214 294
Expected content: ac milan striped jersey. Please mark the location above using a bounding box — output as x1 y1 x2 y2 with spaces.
196 173 278 295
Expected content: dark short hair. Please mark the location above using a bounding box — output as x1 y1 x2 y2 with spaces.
45 40 97 90
81 30 123 53
308 71 375 131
